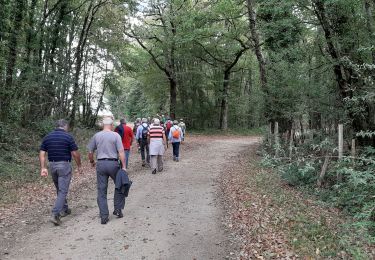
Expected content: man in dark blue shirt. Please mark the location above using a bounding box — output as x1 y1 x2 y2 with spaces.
39 119 82 226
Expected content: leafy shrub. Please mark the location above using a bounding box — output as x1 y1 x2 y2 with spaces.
0 122 13 144
280 161 318 186
31 118 55 137
262 134 375 237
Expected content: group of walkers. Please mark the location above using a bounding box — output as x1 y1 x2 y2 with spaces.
39 115 186 226
132 117 186 173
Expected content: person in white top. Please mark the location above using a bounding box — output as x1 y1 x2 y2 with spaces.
178 119 186 141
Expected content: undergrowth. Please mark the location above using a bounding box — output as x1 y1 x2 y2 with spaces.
0 121 96 206
252 156 372 258
260 131 375 256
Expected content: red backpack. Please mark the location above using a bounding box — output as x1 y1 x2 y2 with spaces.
166 121 172 131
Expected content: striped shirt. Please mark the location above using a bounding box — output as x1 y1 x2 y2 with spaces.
148 125 165 139
40 129 78 162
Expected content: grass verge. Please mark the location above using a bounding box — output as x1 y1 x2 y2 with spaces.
252 159 373 258
0 127 96 206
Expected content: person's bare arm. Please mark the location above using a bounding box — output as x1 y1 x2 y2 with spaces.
163 133 167 150
130 130 134 146
88 152 96 168
118 150 126 170
72 150 83 174
39 151 48 177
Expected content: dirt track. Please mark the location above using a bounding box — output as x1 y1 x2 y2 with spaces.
2 136 259 260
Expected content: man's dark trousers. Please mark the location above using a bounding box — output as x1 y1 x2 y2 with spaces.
49 162 72 216
172 142 180 158
140 139 150 163
96 160 125 218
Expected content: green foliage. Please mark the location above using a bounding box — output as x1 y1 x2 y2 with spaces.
263 133 375 240
253 157 371 258
107 76 157 120
0 121 13 144
0 126 97 205
280 161 318 186
31 118 55 138
258 0 304 51
0 0 131 128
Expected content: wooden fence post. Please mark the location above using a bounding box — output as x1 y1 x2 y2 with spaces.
268 122 272 145
351 139 356 158
317 155 330 187
289 129 294 159
338 124 343 160
351 139 356 166
275 121 279 158
337 124 344 182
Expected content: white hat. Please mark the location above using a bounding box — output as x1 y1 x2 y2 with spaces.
102 117 113 125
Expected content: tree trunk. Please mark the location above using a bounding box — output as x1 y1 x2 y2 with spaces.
20 0 37 79
0 0 10 110
312 0 352 100
40 0 68 118
19 0 37 123
219 70 230 130
169 77 177 120
246 0 267 91
1 0 24 121
176 60 188 117
70 2 94 128
91 64 108 127
364 0 375 63
0 0 8 85
60 14 77 117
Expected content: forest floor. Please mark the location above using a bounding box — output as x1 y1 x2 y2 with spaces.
0 135 373 259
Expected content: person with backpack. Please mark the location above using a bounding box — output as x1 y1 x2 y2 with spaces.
148 118 167 174
115 119 134 169
168 120 184 162
136 118 150 167
165 119 172 141
133 118 141 153
133 118 141 135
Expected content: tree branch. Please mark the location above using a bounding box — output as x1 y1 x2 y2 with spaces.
124 30 170 77
195 40 227 64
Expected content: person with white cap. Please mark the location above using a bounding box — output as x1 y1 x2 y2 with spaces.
87 116 127 224
148 118 167 174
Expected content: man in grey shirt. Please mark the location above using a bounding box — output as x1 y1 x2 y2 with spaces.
87 117 127 224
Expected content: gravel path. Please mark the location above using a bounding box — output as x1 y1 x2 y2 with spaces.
3 137 258 260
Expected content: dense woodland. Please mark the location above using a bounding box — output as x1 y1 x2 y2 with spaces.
0 0 374 131
0 0 374 243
